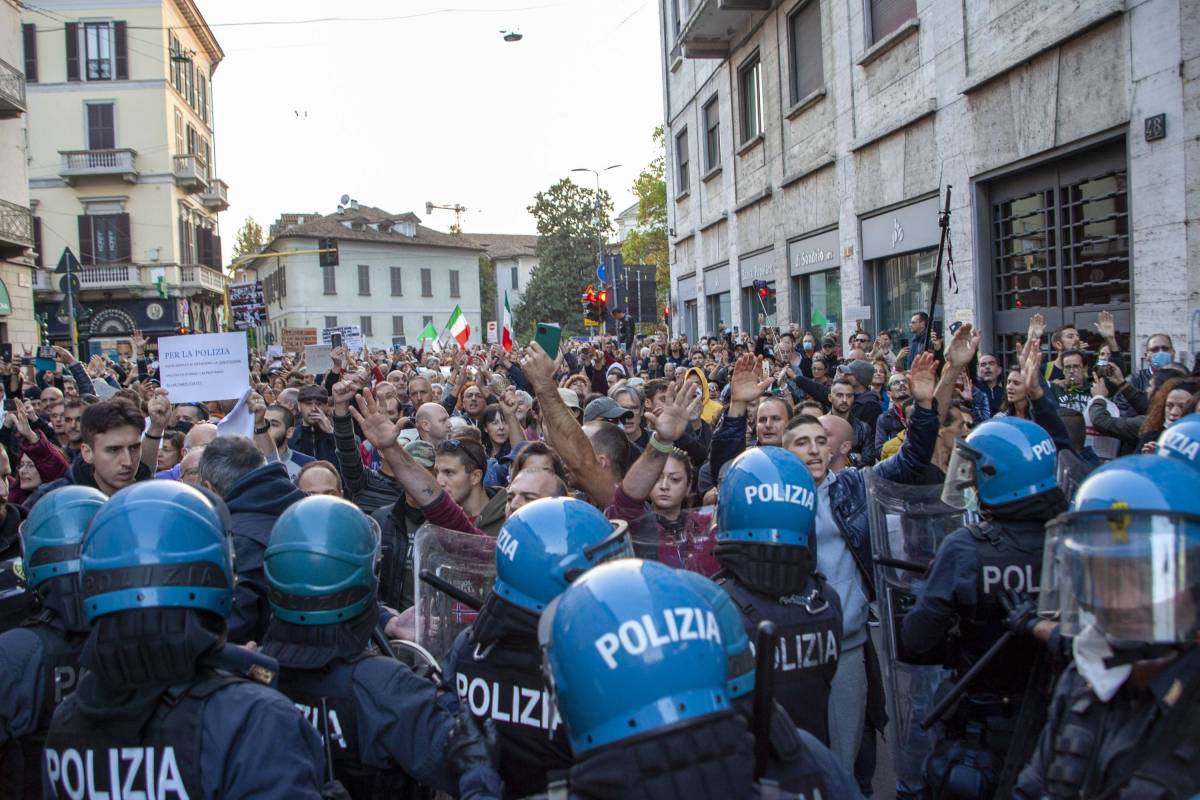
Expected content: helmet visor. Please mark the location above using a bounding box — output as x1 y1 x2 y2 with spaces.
940 440 978 510
1040 510 1200 643
583 519 635 568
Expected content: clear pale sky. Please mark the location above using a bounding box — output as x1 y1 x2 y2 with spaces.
200 0 664 264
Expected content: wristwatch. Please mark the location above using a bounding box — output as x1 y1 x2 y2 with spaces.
254 424 270 435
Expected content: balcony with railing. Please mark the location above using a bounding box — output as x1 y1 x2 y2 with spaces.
678 0 775 58
0 198 33 259
200 178 229 211
33 263 141 296
173 154 209 192
59 149 139 185
0 57 26 119
179 264 227 294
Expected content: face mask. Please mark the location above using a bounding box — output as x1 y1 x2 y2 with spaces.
802 341 814 352
1072 623 1132 702
1150 351 1172 369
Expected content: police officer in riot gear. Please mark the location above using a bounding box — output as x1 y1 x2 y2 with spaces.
712 446 843 745
41 480 330 799
901 416 1068 798
441 497 633 798
0 486 104 798
261 494 491 799
1015 454 1200 798
1157 411 1200 469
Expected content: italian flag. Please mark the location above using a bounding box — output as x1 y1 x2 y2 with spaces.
444 304 470 348
502 291 514 352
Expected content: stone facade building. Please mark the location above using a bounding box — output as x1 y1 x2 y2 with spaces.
660 0 1199 368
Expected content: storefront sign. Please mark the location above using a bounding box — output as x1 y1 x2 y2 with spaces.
678 273 697 302
739 250 775 287
158 331 250 403
704 264 730 295
788 229 840 277
861 196 941 261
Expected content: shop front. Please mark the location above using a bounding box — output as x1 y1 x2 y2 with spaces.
861 195 943 343
738 249 776 336
678 272 699 343
787 228 841 342
703 262 732 335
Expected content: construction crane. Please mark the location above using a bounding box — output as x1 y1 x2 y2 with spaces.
425 202 469 231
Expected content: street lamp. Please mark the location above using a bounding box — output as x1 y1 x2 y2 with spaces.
571 165 621 333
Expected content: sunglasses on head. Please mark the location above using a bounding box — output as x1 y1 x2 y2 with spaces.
440 438 487 471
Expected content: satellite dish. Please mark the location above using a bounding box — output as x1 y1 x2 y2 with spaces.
501 30 523 42
340 194 350 206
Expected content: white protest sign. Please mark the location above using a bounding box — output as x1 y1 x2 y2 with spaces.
320 325 363 351
844 305 872 321
304 344 333 374
265 344 283 359
157 331 250 404
486 321 498 344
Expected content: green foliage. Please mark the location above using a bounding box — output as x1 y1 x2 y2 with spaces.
478 255 497 328
515 178 613 340
232 217 265 258
621 127 669 311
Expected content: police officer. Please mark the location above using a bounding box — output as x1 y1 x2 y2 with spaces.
261 494 484 798
1157 411 1200 469
518 558 861 800
0 486 104 799
41 480 330 799
712 446 842 745
442 497 633 798
901 416 1067 798
677 569 857 796
1014 455 1200 797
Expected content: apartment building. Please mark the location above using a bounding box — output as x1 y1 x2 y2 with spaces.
0 0 36 346
23 0 229 349
661 0 1200 368
245 203 484 350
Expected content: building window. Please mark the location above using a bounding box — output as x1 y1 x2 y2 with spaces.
703 97 720 172
449 269 460 298
422 315 433 329
868 0 916 44
323 265 336 295
324 315 337 329
86 102 115 150
673 0 689 37
174 109 184 155
357 264 370 295
169 32 183 90
421 268 432 297
360 316 373 336
318 238 338 266
705 291 731 334
793 267 841 341
738 54 763 143
788 0 823 104
22 24 37 83
511 265 519 289
82 214 129 264
81 22 126 81
198 75 208 125
390 266 403 296
674 128 690 194
392 315 405 336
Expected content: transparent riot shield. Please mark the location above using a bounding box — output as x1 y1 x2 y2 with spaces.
613 506 720 578
866 470 965 794
1055 449 1096 505
411 524 495 663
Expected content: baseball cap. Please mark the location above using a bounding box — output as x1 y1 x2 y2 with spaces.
297 385 328 403
557 388 581 410
404 439 436 468
821 336 837 348
583 396 631 423
838 359 875 388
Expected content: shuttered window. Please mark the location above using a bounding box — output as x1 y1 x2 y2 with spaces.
449 269 460 298
788 1 823 104
22 25 37 83
86 103 115 149
79 214 130 265
323 265 336 295
421 268 432 297
390 266 403 296
357 264 370 295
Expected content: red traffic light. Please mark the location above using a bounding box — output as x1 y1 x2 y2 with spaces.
663 306 671 317
758 287 768 299
597 290 608 305
584 285 596 303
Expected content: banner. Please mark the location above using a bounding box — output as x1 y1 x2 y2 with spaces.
281 327 318 352
320 325 362 352
228 281 267 331
157 331 250 404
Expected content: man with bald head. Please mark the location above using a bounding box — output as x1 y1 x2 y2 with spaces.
155 422 218 479
819 414 855 474
415 402 450 446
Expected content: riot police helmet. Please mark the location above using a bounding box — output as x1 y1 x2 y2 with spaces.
716 447 817 547
677 570 754 699
21 485 107 590
942 416 1058 509
1157 412 1200 473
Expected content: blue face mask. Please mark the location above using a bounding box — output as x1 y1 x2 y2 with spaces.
1150 351 1172 369
802 341 814 352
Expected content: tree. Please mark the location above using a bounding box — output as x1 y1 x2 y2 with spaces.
478 255 496 329
622 127 669 316
515 178 613 339
233 217 265 258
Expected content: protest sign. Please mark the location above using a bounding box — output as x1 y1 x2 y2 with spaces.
281 327 318 352
265 345 283 359
158 331 250 403
228 281 267 330
320 325 362 351
304 344 333 374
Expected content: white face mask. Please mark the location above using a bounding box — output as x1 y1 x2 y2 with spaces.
1072 623 1132 702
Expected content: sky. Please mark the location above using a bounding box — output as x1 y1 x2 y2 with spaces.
199 0 665 265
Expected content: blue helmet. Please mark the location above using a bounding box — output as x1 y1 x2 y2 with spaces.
943 417 1057 508
1158 413 1200 473
677 571 754 699
539 559 729 754
81 481 232 622
20 486 107 590
1071 454 1200 516
492 497 632 614
265 496 380 626
716 447 817 547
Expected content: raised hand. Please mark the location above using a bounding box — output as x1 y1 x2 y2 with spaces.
146 388 171 432
945 323 981 370
248 391 267 427
645 379 702 443
130 329 147 354
1026 312 1046 345
1021 337 1045 401
521 341 559 395
349 388 403 451
330 379 358 411
729 353 772 405
908 352 938 405
52 345 77 366
1093 310 1116 343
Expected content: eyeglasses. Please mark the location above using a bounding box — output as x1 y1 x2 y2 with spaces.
439 438 487 472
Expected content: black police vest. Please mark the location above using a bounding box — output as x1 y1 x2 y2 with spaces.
275 654 411 800
454 628 572 799
43 671 240 800
17 621 87 800
721 577 842 745
0 554 34 634
958 521 1044 695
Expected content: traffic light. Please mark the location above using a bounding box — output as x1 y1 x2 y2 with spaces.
582 285 599 324
663 305 671 325
176 326 189 335
597 289 608 309
753 279 774 300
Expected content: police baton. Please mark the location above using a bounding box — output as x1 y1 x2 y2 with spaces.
920 629 1014 730
752 620 779 779
419 569 484 612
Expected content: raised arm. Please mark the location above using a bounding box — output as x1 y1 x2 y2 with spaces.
141 388 170 469
350 387 442 507
619 380 701 502
933 323 981 423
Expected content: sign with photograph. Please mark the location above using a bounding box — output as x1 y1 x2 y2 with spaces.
228 281 267 330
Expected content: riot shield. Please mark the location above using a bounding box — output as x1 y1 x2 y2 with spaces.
1055 449 1095 504
411 524 495 663
866 470 964 794
614 506 720 577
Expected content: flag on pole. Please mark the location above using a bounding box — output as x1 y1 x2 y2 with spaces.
418 321 442 352
502 292 514 352
444 305 470 348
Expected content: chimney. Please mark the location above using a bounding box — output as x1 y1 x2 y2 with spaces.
350 199 359 211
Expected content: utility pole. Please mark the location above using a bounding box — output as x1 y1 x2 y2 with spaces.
571 164 620 334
